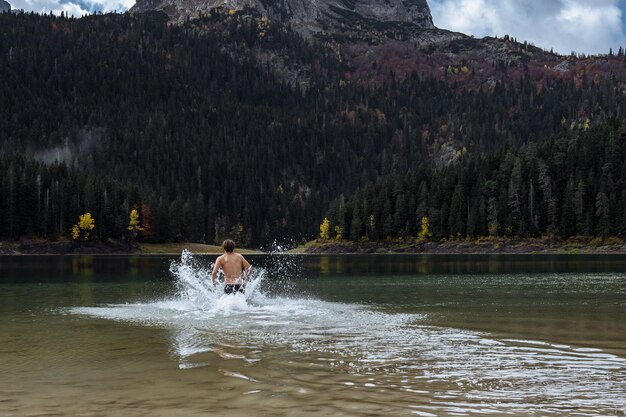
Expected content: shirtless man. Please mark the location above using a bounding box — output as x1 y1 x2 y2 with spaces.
211 239 252 294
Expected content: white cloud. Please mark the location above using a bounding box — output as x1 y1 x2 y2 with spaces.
9 0 133 16
85 0 135 11
430 0 626 55
10 0 88 15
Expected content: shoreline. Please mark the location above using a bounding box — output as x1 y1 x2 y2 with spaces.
0 239 263 256
288 236 626 255
2 237 626 256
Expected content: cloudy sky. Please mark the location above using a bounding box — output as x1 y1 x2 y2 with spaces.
430 0 626 55
6 0 626 55
8 0 134 18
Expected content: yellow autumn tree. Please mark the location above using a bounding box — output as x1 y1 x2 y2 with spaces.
319 217 330 240
334 225 344 240
417 216 432 242
127 209 144 241
71 213 95 241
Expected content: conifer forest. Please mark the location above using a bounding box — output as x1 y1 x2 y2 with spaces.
1 11 625 247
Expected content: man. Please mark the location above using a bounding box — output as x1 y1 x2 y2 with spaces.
211 239 252 294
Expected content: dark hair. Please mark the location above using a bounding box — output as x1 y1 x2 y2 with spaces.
223 239 235 252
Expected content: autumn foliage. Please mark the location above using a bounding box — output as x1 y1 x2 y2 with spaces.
71 213 95 241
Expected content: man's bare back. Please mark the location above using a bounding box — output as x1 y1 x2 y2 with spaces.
211 240 252 289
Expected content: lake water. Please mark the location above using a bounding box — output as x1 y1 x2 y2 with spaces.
1 253 625 416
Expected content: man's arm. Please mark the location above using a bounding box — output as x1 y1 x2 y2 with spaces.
211 257 221 286
242 256 252 279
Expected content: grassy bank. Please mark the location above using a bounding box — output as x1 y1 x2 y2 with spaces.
290 236 626 255
139 242 262 255
0 239 262 255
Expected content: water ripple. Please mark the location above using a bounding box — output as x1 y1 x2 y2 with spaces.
68 251 626 416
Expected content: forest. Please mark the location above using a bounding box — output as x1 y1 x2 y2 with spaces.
0 10 625 247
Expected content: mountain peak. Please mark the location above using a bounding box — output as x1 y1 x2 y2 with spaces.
131 0 436 39
0 0 11 13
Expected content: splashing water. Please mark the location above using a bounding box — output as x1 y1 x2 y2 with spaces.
69 251 626 415
167 249 267 314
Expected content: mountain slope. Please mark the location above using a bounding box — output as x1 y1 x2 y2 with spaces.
0 11 625 246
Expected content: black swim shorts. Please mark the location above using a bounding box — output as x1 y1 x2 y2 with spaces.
224 284 244 295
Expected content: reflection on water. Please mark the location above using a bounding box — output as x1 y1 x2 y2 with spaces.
1 252 626 416
311 253 626 275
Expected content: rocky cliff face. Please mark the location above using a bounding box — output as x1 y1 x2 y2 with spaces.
0 0 11 13
129 0 611 92
131 0 437 40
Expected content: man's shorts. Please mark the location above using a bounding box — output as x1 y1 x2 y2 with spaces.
224 284 244 295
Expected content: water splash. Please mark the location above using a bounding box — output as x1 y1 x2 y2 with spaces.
167 249 300 304
167 249 267 312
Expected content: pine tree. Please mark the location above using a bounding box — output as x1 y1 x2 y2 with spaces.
560 177 576 237
487 197 499 236
595 192 611 237
350 209 362 241
574 179 587 235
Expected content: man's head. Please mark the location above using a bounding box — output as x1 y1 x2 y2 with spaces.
222 239 235 253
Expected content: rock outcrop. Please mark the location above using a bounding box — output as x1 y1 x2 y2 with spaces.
129 0 608 91
131 0 439 42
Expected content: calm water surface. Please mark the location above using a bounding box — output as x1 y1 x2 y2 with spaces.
1 253 625 416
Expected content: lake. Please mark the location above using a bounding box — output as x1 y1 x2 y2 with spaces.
1 253 625 416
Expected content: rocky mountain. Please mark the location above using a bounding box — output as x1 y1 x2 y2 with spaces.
0 0 11 12
130 0 624 92
130 0 457 45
